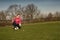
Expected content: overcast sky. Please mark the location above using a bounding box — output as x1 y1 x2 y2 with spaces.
0 0 60 14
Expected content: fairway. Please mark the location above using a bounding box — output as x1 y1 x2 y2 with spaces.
0 22 60 40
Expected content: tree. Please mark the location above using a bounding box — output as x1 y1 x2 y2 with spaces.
47 12 53 21
53 12 60 20
6 4 22 20
7 4 18 16
54 12 60 17
0 11 6 20
24 3 37 20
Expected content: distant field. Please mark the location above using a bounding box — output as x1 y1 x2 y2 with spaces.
0 21 60 40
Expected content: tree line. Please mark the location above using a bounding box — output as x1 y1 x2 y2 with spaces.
0 4 60 23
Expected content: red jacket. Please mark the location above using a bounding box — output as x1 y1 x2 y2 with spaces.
15 17 22 24
12 17 22 24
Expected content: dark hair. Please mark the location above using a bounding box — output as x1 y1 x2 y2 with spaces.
17 14 20 16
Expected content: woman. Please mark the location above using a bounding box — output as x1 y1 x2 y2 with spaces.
12 14 22 30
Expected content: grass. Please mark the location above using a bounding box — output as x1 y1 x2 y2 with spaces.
0 21 60 40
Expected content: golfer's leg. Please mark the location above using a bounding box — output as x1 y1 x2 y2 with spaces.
17 24 21 29
12 22 16 29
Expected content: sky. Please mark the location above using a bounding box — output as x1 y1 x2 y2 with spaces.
0 0 60 14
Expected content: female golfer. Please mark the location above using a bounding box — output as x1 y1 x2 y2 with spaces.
12 14 22 30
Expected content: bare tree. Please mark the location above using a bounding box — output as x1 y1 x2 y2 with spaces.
54 12 60 17
53 12 60 21
0 11 6 20
5 4 22 20
47 12 53 21
24 3 37 20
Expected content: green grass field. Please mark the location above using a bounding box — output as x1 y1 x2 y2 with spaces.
0 21 60 40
